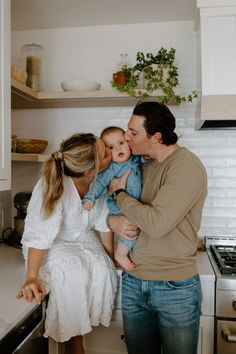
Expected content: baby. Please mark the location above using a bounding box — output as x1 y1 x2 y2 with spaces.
83 126 142 271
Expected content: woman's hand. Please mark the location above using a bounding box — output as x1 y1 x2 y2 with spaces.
17 277 46 305
109 169 131 194
108 215 139 239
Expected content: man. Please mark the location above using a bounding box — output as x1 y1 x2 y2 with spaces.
108 101 207 354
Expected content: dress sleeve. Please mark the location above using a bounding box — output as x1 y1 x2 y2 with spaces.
22 179 63 250
94 195 110 232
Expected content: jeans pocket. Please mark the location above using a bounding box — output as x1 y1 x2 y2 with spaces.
166 276 196 290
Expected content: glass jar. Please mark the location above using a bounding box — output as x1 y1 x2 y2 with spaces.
21 43 44 91
117 53 130 71
113 54 130 85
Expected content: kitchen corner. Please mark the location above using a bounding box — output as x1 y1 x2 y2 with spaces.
1 0 236 353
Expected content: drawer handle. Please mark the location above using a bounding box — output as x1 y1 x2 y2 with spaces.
222 328 236 342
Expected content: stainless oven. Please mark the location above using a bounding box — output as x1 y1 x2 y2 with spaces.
0 300 48 354
206 236 236 354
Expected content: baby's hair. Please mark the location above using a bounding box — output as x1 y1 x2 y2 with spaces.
100 126 125 139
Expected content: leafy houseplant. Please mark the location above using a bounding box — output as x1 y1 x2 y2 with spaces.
111 47 198 105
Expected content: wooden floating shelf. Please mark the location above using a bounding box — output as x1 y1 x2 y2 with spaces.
11 79 178 109
11 152 49 162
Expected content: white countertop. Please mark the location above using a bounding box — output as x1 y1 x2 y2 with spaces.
0 244 39 341
0 244 215 341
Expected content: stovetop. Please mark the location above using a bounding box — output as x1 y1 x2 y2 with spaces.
210 244 236 275
205 235 236 291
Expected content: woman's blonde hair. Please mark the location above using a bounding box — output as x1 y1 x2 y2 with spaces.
42 133 98 217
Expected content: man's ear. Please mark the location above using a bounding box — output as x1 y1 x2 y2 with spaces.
151 132 162 144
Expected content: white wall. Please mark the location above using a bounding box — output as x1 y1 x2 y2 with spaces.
5 20 236 237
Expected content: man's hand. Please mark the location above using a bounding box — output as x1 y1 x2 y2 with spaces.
108 215 139 239
109 169 131 194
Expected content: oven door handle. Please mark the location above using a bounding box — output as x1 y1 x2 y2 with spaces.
222 328 236 342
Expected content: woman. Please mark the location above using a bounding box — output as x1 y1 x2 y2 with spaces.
17 133 118 354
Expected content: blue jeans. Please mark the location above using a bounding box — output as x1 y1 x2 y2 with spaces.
122 272 201 354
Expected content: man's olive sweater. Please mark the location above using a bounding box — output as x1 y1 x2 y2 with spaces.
117 147 208 281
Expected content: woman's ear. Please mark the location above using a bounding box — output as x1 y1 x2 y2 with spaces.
151 132 162 144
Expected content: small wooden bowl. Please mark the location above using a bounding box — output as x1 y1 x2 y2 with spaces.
15 139 48 154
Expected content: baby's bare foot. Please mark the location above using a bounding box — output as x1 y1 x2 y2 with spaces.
115 254 135 271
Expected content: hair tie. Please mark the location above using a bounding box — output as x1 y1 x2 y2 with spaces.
52 150 63 161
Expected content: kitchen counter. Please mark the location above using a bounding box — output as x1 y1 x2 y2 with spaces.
0 243 215 343
0 243 39 341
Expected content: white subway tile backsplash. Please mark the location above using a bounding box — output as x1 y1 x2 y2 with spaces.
227 219 236 227
200 158 226 168
207 187 228 198
227 138 236 147
213 168 236 177
227 190 236 197
213 198 236 208
200 216 230 228
188 147 235 158
203 207 236 218
199 227 235 238
211 178 236 188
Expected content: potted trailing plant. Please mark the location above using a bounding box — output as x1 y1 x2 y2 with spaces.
111 47 198 105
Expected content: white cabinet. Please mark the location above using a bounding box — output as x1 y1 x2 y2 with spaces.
198 0 236 95
84 314 214 354
0 0 11 191
197 0 236 125
198 316 214 354
84 317 127 354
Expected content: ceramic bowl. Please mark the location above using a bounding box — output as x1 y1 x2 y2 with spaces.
61 79 101 91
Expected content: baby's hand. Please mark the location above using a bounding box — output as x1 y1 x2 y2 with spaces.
83 200 94 211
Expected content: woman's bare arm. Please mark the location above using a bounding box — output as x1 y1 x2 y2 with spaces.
17 247 47 304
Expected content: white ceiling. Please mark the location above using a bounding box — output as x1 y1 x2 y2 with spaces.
11 0 196 31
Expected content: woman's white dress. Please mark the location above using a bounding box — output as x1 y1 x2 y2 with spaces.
22 176 118 342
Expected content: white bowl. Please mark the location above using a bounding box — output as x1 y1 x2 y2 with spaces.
61 79 101 91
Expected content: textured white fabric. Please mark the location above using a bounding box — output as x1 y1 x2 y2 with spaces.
22 176 118 342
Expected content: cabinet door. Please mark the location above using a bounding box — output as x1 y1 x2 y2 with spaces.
84 319 127 354
0 0 11 191
197 316 214 354
199 5 236 95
